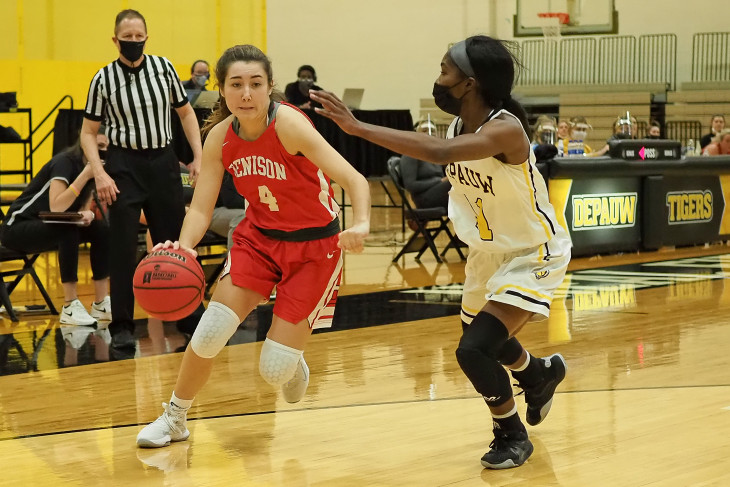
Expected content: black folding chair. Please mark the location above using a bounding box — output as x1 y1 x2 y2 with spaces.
387 157 465 263
0 211 59 322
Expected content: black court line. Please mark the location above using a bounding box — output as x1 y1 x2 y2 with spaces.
4 383 729 443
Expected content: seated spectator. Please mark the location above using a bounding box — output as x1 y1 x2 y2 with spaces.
0 135 111 326
646 120 661 139
700 114 725 150
531 115 558 149
182 59 210 91
400 120 450 210
702 129 730 156
556 119 570 146
593 112 638 156
209 171 246 249
557 116 594 156
284 64 323 109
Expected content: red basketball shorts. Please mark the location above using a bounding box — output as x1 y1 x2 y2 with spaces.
220 219 342 329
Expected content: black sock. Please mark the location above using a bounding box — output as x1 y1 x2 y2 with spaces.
511 354 543 388
491 408 526 435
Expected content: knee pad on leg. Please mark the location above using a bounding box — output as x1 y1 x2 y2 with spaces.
189 301 241 359
259 338 303 386
455 312 513 407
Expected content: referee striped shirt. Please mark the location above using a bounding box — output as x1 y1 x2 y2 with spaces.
84 55 188 150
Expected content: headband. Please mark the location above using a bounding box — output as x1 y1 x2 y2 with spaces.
448 41 475 78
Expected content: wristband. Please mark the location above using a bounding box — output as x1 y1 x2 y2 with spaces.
69 184 80 197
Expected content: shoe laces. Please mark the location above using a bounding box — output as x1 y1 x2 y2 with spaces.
488 430 512 451
160 403 185 430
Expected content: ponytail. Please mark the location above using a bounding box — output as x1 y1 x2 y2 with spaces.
201 98 231 141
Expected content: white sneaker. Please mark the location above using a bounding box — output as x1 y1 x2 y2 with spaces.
282 356 309 403
91 296 112 321
137 403 190 448
60 299 97 326
61 325 94 349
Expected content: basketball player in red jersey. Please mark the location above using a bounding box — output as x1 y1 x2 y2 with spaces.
137 45 371 448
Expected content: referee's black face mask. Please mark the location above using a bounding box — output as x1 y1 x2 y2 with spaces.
119 39 146 63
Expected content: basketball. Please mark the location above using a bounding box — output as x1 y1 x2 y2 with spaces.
133 248 205 321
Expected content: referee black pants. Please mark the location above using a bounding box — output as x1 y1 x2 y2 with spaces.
105 145 187 336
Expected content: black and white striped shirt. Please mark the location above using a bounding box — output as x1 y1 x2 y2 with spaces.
84 55 188 150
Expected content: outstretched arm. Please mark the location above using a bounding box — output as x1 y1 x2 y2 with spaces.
310 90 524 165
275 105 370 253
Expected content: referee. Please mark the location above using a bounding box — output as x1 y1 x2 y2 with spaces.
80 9 203 353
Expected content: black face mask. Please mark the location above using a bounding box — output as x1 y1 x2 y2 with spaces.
119 39 146 63
98 149 108 161
646 135 661 139
615 132 632 140
432 79 467 116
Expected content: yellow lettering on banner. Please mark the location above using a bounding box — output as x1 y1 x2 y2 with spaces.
589 198 600 226
600 198 609 226
621 195 636 224
704 192 713 219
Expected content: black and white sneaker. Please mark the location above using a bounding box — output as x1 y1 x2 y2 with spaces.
60 299 97 327
523 353 567 426
91 296 111 321
481 429 533 469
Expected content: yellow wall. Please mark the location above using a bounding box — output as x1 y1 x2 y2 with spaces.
0 0 266 180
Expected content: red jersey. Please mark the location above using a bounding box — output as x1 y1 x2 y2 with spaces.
221 103 340 232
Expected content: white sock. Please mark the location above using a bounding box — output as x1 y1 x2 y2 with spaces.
170 392 193 413
511 352 531 372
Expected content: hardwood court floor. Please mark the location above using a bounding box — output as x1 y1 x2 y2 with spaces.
1 214 730 485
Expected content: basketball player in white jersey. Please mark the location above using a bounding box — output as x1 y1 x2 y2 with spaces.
312 35 570 469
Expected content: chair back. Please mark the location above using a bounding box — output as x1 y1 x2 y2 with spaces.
387 156 416 212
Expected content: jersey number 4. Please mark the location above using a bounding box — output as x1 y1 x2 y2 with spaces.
258 185 279 211
474 198 493 241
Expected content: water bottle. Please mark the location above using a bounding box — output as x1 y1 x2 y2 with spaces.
567 140 584 156
686 138 695 157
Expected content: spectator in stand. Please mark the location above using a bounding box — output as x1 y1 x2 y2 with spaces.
700 115 725 150
557 116 593 156
284 65 323 110
531 115 557 150
592 112 638 156
556 119 570 146
182 60 210 91
646 121 661 139
702 129 730 156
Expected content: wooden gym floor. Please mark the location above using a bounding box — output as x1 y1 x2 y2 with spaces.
1 201 729 486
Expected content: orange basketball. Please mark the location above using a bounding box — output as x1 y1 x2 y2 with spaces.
133 248 205 321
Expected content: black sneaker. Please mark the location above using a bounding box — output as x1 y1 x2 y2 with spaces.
523 353 567 426
481 429 533 469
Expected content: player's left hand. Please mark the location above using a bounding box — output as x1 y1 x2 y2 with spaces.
337 222 369 253
310 90 360 135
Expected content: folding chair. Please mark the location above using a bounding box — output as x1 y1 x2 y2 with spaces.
0 211 59 322
387 157 465 263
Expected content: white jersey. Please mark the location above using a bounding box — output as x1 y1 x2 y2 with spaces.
446 110 570 254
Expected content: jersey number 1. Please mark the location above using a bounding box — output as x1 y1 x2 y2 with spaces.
258 185 279 211
474 198 493 240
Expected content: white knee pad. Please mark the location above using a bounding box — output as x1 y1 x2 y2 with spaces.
259 338 303 386
189 301 241 359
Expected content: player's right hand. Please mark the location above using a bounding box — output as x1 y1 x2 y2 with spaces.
152 240 198 258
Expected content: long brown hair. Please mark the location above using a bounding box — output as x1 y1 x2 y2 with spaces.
201 45 274 140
